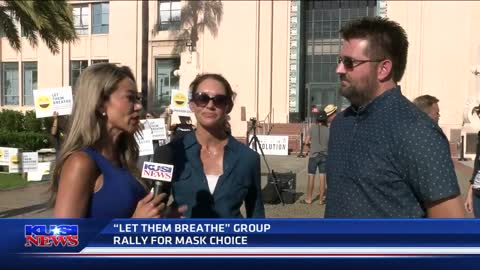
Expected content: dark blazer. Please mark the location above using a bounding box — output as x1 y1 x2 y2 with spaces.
155 132 265 218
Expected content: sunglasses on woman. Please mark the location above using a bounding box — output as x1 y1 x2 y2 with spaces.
191 92 230 108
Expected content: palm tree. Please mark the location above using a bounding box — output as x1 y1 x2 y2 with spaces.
0 0 77 54
170 0 223 53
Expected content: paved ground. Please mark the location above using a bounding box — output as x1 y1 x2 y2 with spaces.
0 155 475 218
0 181 51 218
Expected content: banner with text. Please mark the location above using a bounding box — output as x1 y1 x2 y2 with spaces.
2 219 480 269
21 152 38 173
248 135 289 156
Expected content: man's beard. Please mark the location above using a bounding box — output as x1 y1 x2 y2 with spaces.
338 83 356 100
338 76 377 106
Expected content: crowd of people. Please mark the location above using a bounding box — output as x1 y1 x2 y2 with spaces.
48 16 479 219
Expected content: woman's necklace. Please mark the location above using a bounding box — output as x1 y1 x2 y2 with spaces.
204 147 219 157
203 142 227 157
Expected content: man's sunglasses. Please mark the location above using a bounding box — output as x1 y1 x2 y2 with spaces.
337 56 385 70
191 92 230 108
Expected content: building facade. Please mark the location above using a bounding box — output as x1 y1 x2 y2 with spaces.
2 0 480 156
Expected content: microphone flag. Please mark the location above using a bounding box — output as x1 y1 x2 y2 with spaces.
141 161 173 182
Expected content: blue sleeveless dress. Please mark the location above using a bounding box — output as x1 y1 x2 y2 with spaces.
82 148 147 218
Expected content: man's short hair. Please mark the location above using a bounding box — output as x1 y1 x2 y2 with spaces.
413 95 439 113
340 17 409 83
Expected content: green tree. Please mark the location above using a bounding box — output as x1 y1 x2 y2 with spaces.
170 0 223 53
0 0 77 54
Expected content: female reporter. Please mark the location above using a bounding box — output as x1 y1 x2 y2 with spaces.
160 73 265 218
50 63 169 218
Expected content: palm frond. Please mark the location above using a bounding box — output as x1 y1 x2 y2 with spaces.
172 0 223 52
1 0 76 54
171 31 190 54
0 7 21 51
203 0 223 25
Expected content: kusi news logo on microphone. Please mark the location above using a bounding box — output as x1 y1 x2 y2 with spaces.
25 225 79 247
141 161 173 181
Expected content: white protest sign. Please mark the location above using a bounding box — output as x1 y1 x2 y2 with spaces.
27 162 52 182
33 86 73 118
144 118 167 140
22 152 38 173
170 89 192 116
0 147 11 166
248 135 289 156
141 161 173 182
140 120 151 133
0 147 21 172
135 130 154 156
8 148 21 173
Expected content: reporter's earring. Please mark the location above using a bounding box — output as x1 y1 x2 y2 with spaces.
102 112 106 117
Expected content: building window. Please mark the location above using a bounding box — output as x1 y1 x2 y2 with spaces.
23 62 37 106
2 63 19 106
73 4 89 35
70 60 88 88
92 2 109 34
91 59 109 64
158 0 181 31
155 58 180 108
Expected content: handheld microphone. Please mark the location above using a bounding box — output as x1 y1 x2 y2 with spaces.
148 144 175 197
153 180 162 197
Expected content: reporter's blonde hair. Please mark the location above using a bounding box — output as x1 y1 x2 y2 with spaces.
50 63 147 205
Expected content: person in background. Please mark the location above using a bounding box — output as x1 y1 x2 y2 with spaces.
324 104 338 124
413 94 440 123
302 110 329 205
50 111 67 158
50 63 179 218
170 115 195 142
309 104 319 125
325 17 463 218
156 73 265 218
145 112 154 119
302 104 337 205
158 106 172 143
465 105 480 217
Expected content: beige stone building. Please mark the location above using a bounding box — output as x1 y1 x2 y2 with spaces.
1 0 480 156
